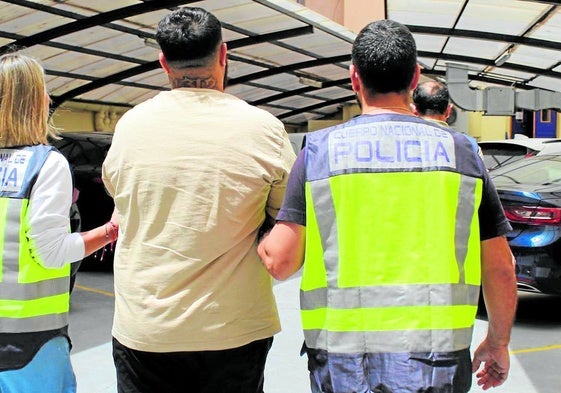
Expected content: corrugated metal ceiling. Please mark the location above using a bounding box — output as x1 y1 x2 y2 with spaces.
2 0 561 126
0 0 355 126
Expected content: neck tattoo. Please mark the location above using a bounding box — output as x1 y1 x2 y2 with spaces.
172 75 217 89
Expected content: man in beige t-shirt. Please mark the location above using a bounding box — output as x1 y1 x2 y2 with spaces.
102 7 295 393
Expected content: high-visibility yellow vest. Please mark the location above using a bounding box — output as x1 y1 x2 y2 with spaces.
0 145 70 333
301 115 483 353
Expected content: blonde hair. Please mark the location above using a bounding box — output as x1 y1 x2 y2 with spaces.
0 52 57 147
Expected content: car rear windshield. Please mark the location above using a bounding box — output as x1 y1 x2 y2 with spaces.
491 155 561 186
479 144 533 170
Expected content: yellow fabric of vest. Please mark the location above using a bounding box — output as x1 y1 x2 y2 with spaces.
0 193 70 330
301 170 482 352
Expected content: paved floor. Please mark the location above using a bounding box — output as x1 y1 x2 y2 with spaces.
71 275 544 393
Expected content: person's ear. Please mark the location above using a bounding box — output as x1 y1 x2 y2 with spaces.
219 42 228 66
445 103 454 119
159 52 170 74
409 63 421 91
350 64 361 93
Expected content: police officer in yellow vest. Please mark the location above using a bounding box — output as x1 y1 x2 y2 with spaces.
258 20 517 393
0 53 118 393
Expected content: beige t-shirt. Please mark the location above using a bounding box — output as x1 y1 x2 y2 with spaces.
102 88 295 352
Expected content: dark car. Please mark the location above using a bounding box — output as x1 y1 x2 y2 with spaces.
51 132 115 271
490 154 561 294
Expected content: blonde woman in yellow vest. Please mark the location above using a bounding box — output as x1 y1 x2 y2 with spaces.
0 52 118 393
258 20 517 393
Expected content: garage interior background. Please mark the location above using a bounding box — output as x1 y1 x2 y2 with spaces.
4 0 561 140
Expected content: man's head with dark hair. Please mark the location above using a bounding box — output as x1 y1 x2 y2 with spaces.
351 19 418 95
156 7 223 69
155 7 228 91
412 80 450 116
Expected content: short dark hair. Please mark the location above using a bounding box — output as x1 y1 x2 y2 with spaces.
412 81 450 115
351 19 417 94
155 7 222 68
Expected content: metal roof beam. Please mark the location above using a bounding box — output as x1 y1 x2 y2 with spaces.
519 1 561 5
51 61 160 108
228 25 313 50
426 70 529 90
227 52 338 91
418 50 561 80
229 54 350 86
257 102 325 116
278 95 356 120
46 68 166 92
407 25 561 51
0 31 147 65
250 78 350 106
222 21 348 72
62 98 134 109
244 80 350 105
3 0 156 39
0 0 194 53
50 26 318 108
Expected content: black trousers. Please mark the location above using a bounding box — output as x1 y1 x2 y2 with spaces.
113 336 273 393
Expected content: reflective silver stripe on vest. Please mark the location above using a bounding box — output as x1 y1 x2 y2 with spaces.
0 313 68 333
3 199 23 281
0 198 69 332
304 327 474 353
0 277 71 300
455 176 477 284
300 283 480 310
2 199 68 296
308 178 339 287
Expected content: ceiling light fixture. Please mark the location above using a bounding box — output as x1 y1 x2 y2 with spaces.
299 77 323 88
495 50 512 66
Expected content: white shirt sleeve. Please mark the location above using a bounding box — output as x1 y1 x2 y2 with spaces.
27 150 85 268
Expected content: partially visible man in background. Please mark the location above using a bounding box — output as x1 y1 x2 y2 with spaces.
411 79 454 127
103 7 295 393
412 80 484 160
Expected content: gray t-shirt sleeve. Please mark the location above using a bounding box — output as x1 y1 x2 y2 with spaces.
478 169 512 240
276 149 306 226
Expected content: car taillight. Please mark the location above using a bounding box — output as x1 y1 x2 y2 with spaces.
503 205 561 225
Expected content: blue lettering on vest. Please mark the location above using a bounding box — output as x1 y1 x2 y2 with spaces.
404 140 421 162
334 142 352 164
0 149 33 192
434 141 450 161
1 166 6 185
328 121 456 171
12 154 27 164
3 167 18 187
355 140 372 162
